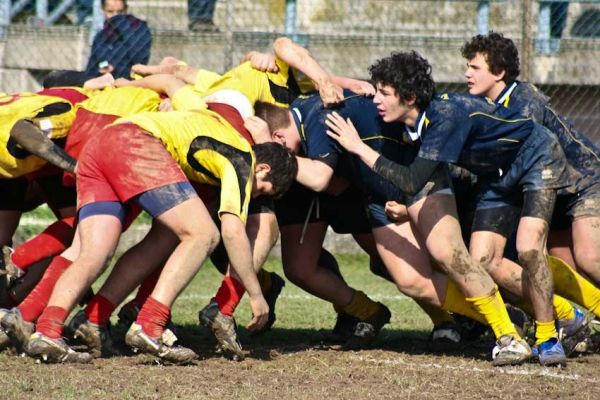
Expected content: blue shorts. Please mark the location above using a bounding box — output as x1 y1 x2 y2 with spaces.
79 181 197 224
477 124 574 211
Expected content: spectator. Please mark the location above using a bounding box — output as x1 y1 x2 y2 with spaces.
85 0 152 79
187 0 219 32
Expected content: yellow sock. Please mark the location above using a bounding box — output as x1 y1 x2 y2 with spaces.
553 295 575 321
442 279 487 325
257 269 272 294
415 300 454 327
512 295 575 321
548 255 600 318
535 320 558 345
343 290 380 320
467 287 521 339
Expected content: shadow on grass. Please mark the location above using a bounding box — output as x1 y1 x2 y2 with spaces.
107 322 493 363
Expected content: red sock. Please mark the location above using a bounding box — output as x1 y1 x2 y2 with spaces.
11 217 75 271
136 296 170 338
84 294 116 325
18 256 72 322
133 268 161 307
215 276 246 317
36 306 68 339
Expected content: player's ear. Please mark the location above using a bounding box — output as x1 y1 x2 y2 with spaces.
255 162 272 175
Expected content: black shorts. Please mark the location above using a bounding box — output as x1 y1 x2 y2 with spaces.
275 183 371 234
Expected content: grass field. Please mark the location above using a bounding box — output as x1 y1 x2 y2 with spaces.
2 210 600 399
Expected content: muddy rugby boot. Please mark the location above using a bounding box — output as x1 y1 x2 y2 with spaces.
559 307 591 357
125 323 197 364
67 310 120 357
28 332 93 363
199 301 244 360
1 307 34 353
492 335 532 366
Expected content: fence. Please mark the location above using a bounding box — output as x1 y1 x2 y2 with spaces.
1 0 599 139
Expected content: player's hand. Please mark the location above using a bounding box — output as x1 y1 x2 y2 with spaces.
244 116 271 143
385 201 409 223
83 73 114 90
317 77 344 107
351 80 376 96
245 51 279 72
113 78 131 87
159 98 173 112
325 111 363 154
246 294 269 331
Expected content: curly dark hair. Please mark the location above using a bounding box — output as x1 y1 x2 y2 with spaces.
253 142 297 198
368 51 435 110
461 32 520 84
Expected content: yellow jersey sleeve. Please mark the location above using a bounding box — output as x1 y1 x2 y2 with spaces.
171 85 208 112
193 69 223 93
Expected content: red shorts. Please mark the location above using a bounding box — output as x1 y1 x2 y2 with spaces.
76 123 188 210
63 108 119 187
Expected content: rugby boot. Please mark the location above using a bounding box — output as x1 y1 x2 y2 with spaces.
199 300 244 360
428 320 461 351
1 307 34 353
325 312 359 343
1 246 24 287
0 309 10 351
491 335 532 366
558 307 591 356
506 304 533 339
117 301 140 328
67 310 120 357
536 337 567 367
344 302 391 350
28 332 93 363
118 300 178 344
125 323 197 364
254 272 285 334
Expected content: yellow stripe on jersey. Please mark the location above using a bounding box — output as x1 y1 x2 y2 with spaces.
116 110 254 222
0 92 77 178
78 86 161 117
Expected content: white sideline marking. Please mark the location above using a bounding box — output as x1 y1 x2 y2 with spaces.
351 354 599 383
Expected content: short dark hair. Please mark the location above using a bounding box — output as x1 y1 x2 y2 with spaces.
101 0 128 11
368 51 435 110
461 32 520 84
254 101 292 132
253 142 297 198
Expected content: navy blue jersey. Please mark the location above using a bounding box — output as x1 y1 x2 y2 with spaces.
497 81 600 186
416 93 535 175
290 90 408 202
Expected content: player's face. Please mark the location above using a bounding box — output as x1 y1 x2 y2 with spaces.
465 53 504 99
373 83 411 123
103 0 126 18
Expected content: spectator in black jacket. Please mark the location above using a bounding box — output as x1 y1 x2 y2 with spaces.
85 0 152 79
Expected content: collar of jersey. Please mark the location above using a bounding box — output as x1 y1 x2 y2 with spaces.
496 81 519 106
404 110 426 141
291 107 307 153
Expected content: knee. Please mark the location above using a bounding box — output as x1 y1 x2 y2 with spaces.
282 263 309 286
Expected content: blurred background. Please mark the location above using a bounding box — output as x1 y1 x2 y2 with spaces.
1 0 599 140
